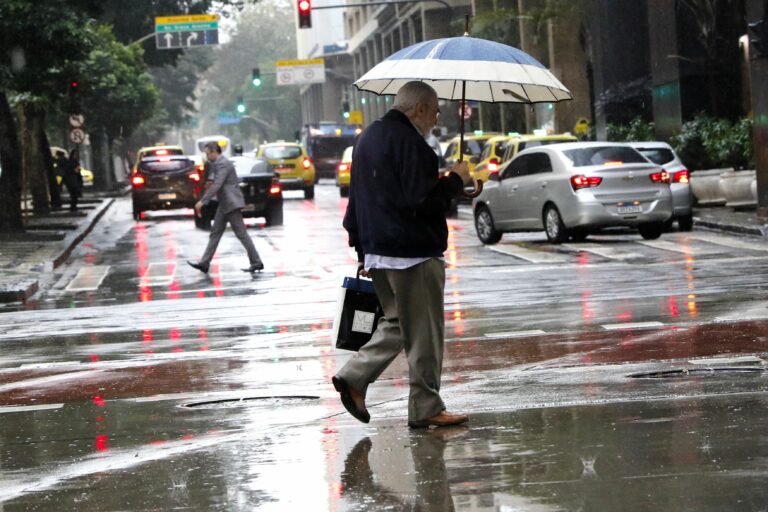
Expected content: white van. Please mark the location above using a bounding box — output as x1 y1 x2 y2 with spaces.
195 135 232 157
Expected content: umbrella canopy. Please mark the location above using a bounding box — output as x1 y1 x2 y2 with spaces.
354 36 572 104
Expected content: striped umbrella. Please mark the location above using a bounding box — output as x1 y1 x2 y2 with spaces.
354 18 572 196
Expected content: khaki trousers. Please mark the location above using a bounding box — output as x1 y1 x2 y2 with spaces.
338 258 446 423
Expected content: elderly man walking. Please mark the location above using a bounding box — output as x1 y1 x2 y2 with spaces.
332 81 472 428
187 141 264 274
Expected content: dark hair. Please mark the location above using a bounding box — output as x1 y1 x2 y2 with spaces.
203 141 222 154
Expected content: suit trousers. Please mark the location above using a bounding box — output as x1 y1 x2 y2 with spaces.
200 207 261 267
338 258 446 423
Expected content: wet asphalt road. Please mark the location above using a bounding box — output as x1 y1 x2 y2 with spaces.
1 182 768 510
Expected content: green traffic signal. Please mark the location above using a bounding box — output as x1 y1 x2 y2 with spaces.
236 96 246 114
252 67 262 87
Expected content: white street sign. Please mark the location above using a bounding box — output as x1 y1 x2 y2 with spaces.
275 58 325 86
68 114 85 128
70 127 86 144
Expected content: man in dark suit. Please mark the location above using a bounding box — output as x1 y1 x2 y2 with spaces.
187 142 264 274
332 81 471 429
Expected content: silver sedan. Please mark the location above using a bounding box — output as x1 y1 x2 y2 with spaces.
472 142 673 244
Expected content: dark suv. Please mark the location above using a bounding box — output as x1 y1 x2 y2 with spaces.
194 155 283 230
131 155 200 220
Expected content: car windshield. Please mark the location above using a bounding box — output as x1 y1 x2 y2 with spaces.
562 146 647 167
232 157 268 176
636 148 676 165
264 146 302 159
138 158 191 172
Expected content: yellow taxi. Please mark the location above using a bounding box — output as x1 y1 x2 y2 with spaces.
256 142 316 200
471 135 513 182
442 132 500 180
499 133 578 166
336 146 353 197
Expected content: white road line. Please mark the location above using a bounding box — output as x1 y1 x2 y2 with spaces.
141 262 176 286
688 356 765 365
601 321 664 330
0 403 64 414
488 244 572 263
637 239 722 256
689 232 768 252
66 265 111 291
563 243 643 261
484 330 547 338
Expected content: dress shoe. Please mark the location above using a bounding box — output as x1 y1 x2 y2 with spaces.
332 375 370 423
242 261 264 273
186 260 209 273
408 410 469 429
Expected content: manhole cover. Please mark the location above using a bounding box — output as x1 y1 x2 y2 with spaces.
181 395 319 409
629 367 767 379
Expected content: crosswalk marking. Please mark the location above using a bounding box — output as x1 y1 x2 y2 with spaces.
563 243 643 261
66 265 110 291
488 243 572 263
484 330 547 338
0 403 64 414
601 321 664 330
637 239 722 256
689 232 768 252
141 262 176 286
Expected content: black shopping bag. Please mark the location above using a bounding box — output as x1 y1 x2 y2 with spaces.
332 275 384 351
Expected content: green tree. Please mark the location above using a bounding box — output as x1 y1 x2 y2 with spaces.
198 0 301 144
0 0 99 226
77 26 159 189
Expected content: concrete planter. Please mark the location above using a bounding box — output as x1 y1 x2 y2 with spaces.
719 169 757 208
690 168 731 206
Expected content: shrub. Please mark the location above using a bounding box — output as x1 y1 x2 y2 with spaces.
670 114 753 170
606 117 655 142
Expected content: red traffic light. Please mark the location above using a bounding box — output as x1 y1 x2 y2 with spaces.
298 0 311 28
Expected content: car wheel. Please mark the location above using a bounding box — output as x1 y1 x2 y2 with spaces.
339 187 349 198
265 205 284 226
639 222 664 240
543 204 568 243
304 185 315 200
678 213 694 232
474 205 502 244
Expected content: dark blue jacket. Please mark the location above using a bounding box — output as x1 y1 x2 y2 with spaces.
343 109 464 261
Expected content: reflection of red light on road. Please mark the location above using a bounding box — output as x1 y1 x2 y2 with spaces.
167 280 180 300
581 291 593 322
330 481 343 499
616 311 633 322
90 354 100 362
135 224 152 302
668 296 679 317
688 300 698 317
93 396 106 407
172 347 184 353
143 329 153 342
211 263 224 297
95 435 108 451
170 328 181 340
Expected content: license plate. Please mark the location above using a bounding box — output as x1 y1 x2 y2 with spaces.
617 204 642 214
158 193 177 200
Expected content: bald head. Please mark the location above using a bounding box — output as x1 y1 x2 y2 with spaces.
392 81 440 136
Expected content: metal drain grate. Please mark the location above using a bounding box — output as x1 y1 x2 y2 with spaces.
181 395 320 409
629 367 767 379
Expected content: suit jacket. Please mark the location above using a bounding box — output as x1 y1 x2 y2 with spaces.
200 155 245 214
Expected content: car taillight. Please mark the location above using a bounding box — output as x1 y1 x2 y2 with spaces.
673 169 690 183
570 175 602 190
487 157 499 172
650 170 670 184
302 157 312 169
338 163 350 173
131 175 145 187
188 171 201 183
269 179 282 195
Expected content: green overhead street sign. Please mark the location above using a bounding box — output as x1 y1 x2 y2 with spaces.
155 14 219 50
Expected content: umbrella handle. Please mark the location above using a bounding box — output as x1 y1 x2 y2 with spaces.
462 179 484 199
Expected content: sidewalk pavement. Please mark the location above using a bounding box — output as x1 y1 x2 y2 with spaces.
1 198 767 304
0 195 115 303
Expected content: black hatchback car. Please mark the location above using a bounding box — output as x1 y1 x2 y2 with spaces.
131 155 200 220
193 155 283 230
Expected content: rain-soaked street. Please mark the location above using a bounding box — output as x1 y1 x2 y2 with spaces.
2 183 768 510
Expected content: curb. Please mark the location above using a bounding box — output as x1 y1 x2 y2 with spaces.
0 198 114 303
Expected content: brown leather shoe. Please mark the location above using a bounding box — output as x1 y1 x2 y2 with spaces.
332 376 370 423
408 410 469 429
